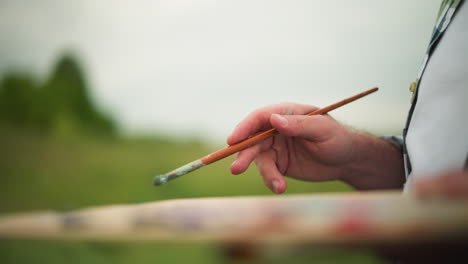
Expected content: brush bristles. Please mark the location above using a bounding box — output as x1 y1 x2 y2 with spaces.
153 175 169 186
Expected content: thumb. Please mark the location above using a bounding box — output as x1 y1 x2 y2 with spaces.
270 114 338 141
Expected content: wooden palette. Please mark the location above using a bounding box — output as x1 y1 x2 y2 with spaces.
1 191 467 245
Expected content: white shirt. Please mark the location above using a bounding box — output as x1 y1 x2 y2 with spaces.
405 2 468 191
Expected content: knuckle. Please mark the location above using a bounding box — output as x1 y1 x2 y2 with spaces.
276 102 296 115
248 109 269 123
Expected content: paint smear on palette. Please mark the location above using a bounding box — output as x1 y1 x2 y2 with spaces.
332 200 374 236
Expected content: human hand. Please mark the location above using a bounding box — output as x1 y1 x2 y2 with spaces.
227 102 358 194
413 169 468 199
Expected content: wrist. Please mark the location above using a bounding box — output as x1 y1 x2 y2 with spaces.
340 130 405 190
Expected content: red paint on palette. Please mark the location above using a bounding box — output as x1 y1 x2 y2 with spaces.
333 201 374 235
334 215 372 235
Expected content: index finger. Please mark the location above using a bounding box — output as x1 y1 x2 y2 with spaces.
227 102 318 145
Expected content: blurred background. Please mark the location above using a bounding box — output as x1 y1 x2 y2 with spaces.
0 0 440 263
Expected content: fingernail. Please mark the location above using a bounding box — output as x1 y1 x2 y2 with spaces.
273 114 288 127
272 180 280 193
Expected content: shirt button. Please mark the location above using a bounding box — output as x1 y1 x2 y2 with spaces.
409 81 417 93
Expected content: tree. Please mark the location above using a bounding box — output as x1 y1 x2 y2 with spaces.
0 73 46 129
0 53 116 136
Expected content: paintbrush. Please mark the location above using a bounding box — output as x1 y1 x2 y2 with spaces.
153 87 379 186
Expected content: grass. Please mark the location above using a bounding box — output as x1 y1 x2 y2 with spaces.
0 128 386 263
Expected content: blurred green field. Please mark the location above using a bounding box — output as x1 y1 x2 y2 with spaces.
0 129 386 263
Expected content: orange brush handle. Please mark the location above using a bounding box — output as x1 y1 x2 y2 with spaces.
201 87 378 165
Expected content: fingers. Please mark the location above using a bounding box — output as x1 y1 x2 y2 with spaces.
270 114 338 142
230 145 262 175
231 137 273 174
230 140 287 194
255 150 287 194
227 103 317 145
413 170 468 199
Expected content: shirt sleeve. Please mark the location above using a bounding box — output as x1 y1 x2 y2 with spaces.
380 135 403 152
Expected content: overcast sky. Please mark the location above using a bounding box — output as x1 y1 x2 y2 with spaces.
0 0 440 142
